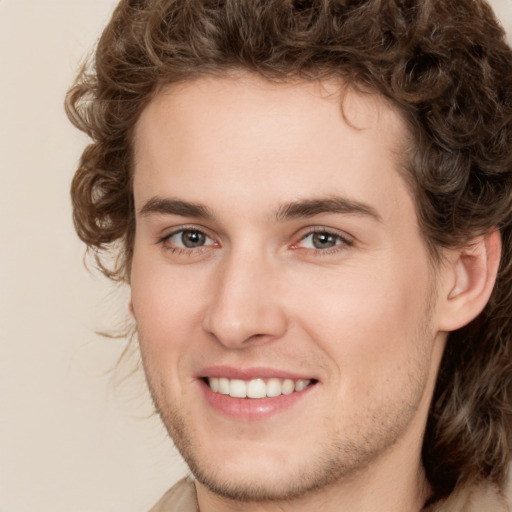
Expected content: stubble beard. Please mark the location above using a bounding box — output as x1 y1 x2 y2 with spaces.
143 354 434 503
140 297 437 504
149 374 431 504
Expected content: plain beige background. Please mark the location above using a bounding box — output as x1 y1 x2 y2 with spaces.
1 1 511 511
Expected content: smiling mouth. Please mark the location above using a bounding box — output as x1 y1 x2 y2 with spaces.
204 377 316 399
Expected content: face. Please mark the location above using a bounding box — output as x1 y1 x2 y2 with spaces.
130 74 447 504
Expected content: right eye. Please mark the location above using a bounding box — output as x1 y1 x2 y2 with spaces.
173 229 210 248
163 229 216 250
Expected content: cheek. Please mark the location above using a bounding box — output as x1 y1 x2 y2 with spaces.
290 259 433 376
130 255 209 354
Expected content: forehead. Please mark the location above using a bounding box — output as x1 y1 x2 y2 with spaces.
134 74 406 159
132 74 413 225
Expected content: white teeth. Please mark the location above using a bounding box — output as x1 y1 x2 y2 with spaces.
218 377 230 395
266 378 282 397
207 377 312 398
229 379 247 398
295 379 309 392
247 379 267 399
209 377 219 392
282 379 295 395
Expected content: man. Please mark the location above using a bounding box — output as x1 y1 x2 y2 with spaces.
66 0 512 510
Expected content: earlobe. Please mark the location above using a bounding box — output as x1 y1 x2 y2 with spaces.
438 230 501 332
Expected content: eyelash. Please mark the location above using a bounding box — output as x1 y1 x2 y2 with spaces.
158 227 353 256
159 227 217 256
293 228 353 255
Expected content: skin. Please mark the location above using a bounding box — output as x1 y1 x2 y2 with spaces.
130 74 453 512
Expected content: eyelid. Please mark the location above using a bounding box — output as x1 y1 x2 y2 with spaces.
156 224 353 255
159 224 219 250
291 226 354 250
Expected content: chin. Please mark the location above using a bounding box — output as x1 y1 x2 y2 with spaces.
166 419 335 502
168 418 381 504
189 455 340 503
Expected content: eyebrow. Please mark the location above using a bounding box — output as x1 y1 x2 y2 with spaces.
274 197 382 223
138 195 381 223
139 197 214 219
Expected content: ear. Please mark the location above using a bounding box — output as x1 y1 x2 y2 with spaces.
438 230 501 332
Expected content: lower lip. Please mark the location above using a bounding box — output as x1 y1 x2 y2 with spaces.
198 379 316 421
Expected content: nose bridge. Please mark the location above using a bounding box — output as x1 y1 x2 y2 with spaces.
202 244 287 348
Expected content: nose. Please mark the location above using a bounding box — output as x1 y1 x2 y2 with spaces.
202 249 288 349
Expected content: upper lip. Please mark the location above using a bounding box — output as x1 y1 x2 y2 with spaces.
198 366 318 381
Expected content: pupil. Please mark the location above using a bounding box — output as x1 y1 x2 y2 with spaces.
182 230 205 248
313 232 336 249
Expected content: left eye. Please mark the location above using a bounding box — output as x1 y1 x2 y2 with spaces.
167 229 214 249
299 231 346 250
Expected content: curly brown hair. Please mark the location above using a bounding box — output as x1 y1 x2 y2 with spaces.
66 0 512 503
